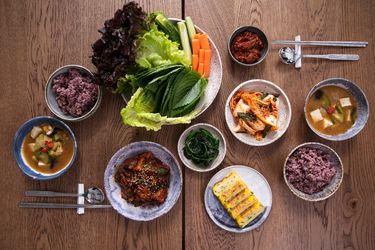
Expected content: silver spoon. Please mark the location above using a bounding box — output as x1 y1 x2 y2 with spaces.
278 47 359 65
25 187 105 204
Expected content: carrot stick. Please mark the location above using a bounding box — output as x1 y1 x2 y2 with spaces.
198 63 204 75
192 54 199 71
199 49 205 63
194 34 201 39
204 49 211 77
199 34 210 50
192 39 200 55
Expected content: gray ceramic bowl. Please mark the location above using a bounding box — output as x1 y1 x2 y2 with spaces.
225 79 291 146
228 26 269 66
283 142 343 202
104 141 182 221
177 123 226 172
45 64 102 122
304 78 369 141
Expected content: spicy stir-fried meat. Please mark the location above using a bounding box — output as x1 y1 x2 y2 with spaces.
114 152 170 206
230 91 279 140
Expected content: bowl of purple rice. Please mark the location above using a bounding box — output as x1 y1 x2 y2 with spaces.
283 142 343 201
45 65 102 122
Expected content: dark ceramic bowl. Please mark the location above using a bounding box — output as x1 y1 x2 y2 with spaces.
13 116 77 180
304 78 369 141
283 142 343 202
228 26 269 66
45 64 102 122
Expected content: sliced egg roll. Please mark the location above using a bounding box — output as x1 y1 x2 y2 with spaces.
236 201 265 228
225 189 252 211
217 181 246 204
229 194 258 219
212 172 240 197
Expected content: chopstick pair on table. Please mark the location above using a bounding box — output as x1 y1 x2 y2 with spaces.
19 184 112 210
272 37 368 68
272 40 368 47
19 202 112 209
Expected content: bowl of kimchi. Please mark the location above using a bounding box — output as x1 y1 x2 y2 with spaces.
225 79 291 146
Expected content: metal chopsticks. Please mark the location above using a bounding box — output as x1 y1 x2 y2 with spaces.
19 202 112 209
25 190 79 197
272 40 368 47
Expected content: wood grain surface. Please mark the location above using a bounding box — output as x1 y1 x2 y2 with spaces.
0 0 374 249
185 0 375 250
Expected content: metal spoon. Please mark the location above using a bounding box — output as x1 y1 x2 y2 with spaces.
278 47 359 65
25 187 105 204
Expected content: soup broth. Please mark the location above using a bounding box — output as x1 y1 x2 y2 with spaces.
21 124 74 174
306 86 357 136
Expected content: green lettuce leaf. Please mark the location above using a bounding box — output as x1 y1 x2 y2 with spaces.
121 88 198 131
135 28 190 68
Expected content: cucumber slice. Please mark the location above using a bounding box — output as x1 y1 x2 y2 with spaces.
185 16 196 42
154 12 181 45
322 94 331 108
332 110 344 123
38 153 50 164
177 21 192 65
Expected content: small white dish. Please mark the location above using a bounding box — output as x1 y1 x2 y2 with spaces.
204 165 272 233
177 123 226 172
225 79 292 146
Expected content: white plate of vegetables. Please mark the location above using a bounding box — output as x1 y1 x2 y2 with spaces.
91 3 222 131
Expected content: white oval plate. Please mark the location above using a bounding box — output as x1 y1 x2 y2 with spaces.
225 79 292 146
122 18 223 119
204 165 272 233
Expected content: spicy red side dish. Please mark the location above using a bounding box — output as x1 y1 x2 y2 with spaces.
114 152 170 206
231 31 264 64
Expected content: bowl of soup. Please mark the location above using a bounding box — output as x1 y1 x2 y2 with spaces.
13 116 77 180
304 78 369 141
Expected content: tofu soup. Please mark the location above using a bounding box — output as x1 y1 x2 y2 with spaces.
306 86 358 135
21 123 74 174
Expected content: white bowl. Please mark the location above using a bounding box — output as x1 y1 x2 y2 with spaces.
225 79 292 146
177 123 226 172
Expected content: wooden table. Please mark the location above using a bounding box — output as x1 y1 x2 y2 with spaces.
1 0 374 249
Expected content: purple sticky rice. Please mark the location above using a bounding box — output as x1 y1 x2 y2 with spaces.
286 147 336 194
52 69 98 117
